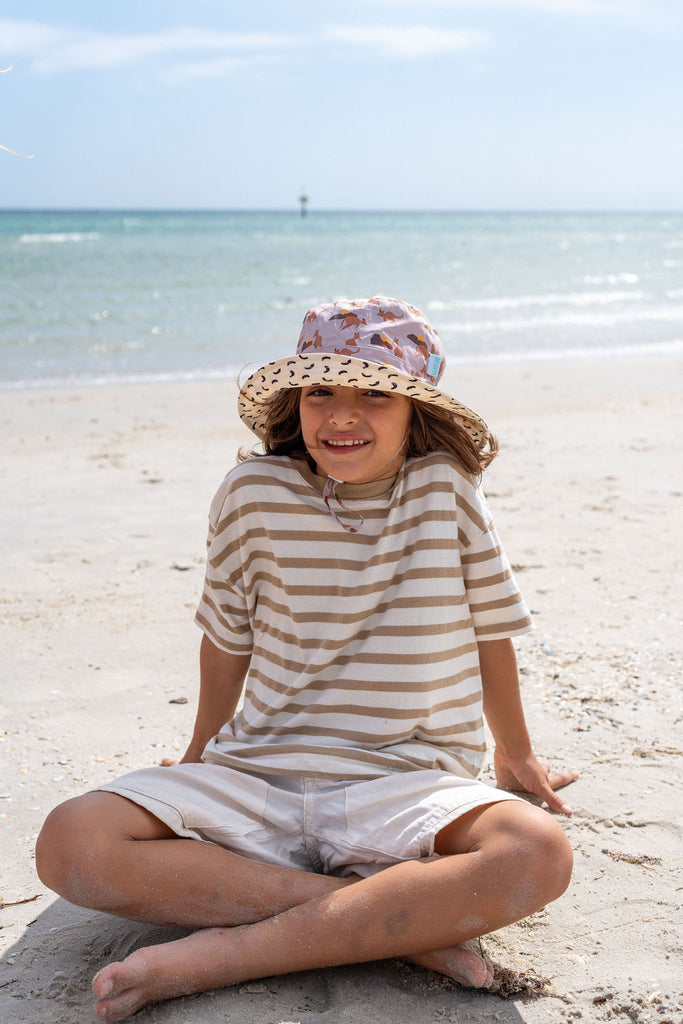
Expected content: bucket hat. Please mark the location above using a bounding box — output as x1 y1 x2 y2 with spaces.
238 296 489 448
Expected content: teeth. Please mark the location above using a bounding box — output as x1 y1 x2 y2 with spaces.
326 439 367 447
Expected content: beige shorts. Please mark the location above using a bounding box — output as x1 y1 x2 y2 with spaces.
98 763 519 878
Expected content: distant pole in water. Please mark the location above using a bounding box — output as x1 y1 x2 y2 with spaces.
299 193 308 217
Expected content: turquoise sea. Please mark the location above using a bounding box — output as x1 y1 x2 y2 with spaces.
2 210 682 388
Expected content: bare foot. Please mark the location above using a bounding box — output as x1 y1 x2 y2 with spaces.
91 903 493 1021
92 928 239 1022
91 875 366 1020
91 930 492 1022
410 939 494 988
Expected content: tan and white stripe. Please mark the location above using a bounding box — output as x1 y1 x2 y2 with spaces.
196 452 532 781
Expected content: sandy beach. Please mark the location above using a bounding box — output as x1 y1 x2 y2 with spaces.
1 352 681 1023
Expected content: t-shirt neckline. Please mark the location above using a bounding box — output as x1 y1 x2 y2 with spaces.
295 459 399 499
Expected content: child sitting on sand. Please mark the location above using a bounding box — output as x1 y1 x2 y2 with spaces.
36 296 577 1023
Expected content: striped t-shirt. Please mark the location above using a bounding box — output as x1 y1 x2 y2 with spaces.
196 451 532 781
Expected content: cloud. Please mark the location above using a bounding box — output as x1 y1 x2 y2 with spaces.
371 0 638 11
0 17 488 80
0 0 650 80
325 25 489 57
0 19 296 75
157 53 280 85
482 0 634 10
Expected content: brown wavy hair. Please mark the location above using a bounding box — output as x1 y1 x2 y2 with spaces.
239 388 497 477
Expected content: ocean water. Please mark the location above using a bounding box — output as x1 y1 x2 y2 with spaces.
2 209 682 388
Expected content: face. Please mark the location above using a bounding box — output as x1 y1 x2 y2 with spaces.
299 385 413 483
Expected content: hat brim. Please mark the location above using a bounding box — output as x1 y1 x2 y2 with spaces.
238 353 490 449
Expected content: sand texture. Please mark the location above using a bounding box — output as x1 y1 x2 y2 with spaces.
1 353 682 1023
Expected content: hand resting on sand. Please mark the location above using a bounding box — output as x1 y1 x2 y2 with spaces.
494 747 578 816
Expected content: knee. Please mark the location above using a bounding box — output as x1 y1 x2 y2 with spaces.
524 808 574 902
499 804 573 911
35 795 98 895
437 800 573 924
476 801 574 908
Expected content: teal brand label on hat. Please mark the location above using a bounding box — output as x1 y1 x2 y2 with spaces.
427 353 442 377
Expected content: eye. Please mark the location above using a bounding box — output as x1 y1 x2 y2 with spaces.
363 389 388 398
303 386 332 398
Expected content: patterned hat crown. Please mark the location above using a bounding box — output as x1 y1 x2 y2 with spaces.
297 297 446 387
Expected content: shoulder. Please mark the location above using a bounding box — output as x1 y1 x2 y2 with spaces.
403 452 492 530
208 456 299 522
218 454 298 489
227 454 294 483
404 450 479 493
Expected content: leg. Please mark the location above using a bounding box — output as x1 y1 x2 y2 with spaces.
35 791 352 928
409 798 572 985
89 800 573 1021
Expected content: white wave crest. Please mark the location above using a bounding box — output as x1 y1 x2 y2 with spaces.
19 232 101 244
441 305 683 334
428 290 645 312
0 365 244 391
446 339 683 365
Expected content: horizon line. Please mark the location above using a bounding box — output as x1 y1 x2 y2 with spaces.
2 206 682 216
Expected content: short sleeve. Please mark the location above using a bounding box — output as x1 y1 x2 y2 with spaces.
459 490 533 641
194 475 254 655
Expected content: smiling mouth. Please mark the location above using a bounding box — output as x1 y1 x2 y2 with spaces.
323 439 370 448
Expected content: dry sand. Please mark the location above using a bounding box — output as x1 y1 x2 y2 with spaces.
1 352 682 1023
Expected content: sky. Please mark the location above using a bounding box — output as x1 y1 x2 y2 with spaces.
1 1 681 210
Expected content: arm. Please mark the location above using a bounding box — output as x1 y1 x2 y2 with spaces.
479 637 578 816
179 633 251 764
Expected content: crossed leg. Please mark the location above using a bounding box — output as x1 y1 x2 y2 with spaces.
35 791 573 1022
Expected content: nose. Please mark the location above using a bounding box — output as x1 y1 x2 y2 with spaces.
328 391 359 425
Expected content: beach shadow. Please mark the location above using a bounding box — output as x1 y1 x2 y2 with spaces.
0 897 537 1023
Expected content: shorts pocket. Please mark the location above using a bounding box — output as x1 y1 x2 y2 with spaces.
340 776 424 862
179 764 269 838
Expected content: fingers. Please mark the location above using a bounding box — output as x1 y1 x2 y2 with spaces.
544 787 574 816
521 763 578 816
493 748 579 815
543 769 579 816
548 768 580 791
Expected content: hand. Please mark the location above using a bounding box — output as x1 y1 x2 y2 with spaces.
494 747 579 816
160 743 205 767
